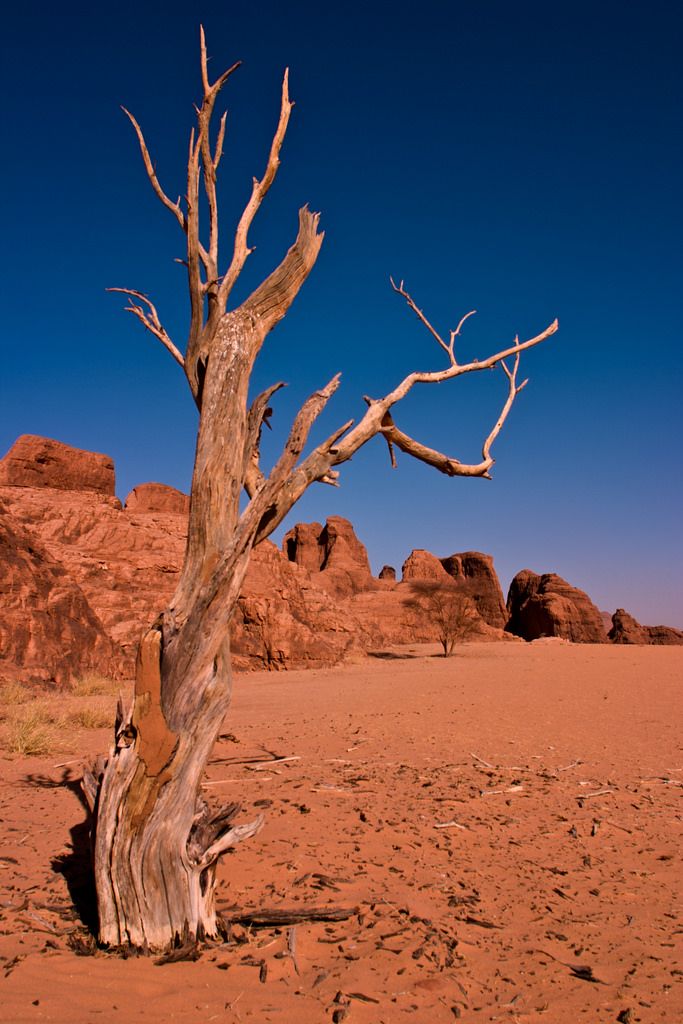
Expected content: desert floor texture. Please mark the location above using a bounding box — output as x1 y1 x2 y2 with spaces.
1 642 681 1023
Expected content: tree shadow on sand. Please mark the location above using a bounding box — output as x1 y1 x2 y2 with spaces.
24 770 98 936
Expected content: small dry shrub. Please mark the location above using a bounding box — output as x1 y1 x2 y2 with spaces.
71 673 120 698
68 702 113 730
3 704 61 756
0 682 32 715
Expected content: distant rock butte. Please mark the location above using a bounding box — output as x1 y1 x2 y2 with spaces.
609 608 683 646
378 565 396 581
283 516 375 597
0 435 680 683
608 608 649 645
402 549 450 582
506 570 607 643
0 435 115 495
403 549 507 629
440 552 508 630
124 483 190 515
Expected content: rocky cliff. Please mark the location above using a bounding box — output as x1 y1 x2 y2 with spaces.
506 570 608 643
1 435 680 684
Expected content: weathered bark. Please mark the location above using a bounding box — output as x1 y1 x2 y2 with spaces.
94 625 249 948
94 30 557 953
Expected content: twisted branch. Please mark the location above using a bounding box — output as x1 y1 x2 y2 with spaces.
217 70 293 311
248 309 557 545
390 278 476 366
107 288 185 368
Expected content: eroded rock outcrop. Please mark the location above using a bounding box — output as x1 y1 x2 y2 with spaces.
0 500 121 684
378 565 396 581
124 483 190 515
609 608 683 646
402 549 450 582
440 552 507 629
402 548 507 629
2 434 679 683
608 608 650 645
0 435 115 495
506 570 607 643
283 516 375 596
0 439 374 678
232 542 371 670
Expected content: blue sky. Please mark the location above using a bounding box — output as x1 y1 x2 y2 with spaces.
1 1 681 625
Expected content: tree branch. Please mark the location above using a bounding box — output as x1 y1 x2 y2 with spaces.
173 376 342 680
242 381 287 497
390 277 476 366
218 69 294 310
107 288 185 368
121 108 186 232
240 206 325 349
378 351 529 479
330 316 559 466
195 813 265 871
197 27 242 296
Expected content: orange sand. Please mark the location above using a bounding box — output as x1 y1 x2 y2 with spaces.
1 642 681 1022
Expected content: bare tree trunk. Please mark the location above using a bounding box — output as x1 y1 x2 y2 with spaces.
94 626 238 949
93 313 265 949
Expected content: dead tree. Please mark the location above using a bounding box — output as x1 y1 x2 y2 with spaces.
94 30 558 951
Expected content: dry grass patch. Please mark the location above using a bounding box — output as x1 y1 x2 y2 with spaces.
2 703 65 757
0 677 127 755
0 681 33 713
68 701 114 730
70 673 121 697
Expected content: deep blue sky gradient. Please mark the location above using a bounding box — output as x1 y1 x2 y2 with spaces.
1 1 681 625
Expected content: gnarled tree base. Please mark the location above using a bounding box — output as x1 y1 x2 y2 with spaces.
87 624 263 952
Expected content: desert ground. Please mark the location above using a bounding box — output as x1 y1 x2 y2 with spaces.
1 642 681 1023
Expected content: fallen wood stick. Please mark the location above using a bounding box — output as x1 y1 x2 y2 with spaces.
471 752 533 773
210 751 294 768
311 786 354 795
246 756 301 772
577 789 615 800
605 819 633 834
287 926 300 975
202 778 246 786
557 761 582 772
229 906 358 927
463 915 503 930
434 820 468 830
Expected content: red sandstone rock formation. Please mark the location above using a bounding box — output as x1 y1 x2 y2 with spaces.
402 548 507 630
124 483 190 515
283 516 375 596
0 439 372 680
609 608 683 646
506 570 607 643
402 549 450 582
440 551 507 629
0 435 115 495
281 521 324 572
2 435 679 683
608 608 650 645
378 565 396 581
644 624 683 645
232 542 371 670
0 500 121 684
